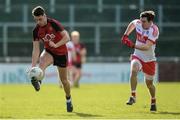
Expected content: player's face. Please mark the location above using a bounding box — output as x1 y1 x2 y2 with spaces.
34 15 47 27
71 35 80 44
140 17 151 29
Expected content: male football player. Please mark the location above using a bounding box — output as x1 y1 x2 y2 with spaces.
121 11 159 111
30 6 73 112
71 31 87 88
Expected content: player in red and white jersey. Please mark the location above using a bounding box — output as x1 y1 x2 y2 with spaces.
121 11 159 111
71 31 87 87
66 41 76 86
30 6 73 112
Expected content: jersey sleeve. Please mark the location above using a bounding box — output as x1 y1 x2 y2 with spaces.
148 25 159 44
131 19 141 26
50 20 64 32
32 26 39 41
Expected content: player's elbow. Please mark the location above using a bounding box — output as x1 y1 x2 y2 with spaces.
64 31 70 42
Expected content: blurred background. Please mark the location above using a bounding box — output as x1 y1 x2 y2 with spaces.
0 0 180 84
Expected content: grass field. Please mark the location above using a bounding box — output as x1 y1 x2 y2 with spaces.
0 83 180 119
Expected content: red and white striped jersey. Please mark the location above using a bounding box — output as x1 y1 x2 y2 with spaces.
132 19 159 62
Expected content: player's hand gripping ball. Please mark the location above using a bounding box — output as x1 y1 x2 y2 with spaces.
28 67 44 80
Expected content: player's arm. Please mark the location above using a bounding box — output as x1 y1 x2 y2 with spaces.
71 47 77 62
31 41 40 67
121 21 136 48
49 21 70 48
81 47 87 63
135 40 153 51
124 21 136 36
53 30 70 47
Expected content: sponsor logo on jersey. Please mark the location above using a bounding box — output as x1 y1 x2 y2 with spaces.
42 34 55 42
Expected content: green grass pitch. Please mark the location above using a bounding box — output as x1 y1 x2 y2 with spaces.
0 83 180 119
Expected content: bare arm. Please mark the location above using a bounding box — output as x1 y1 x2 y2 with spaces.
56 30 70 47
81 48 87 63
121 21 136 48
49 30 70 48
135 40 153 51
31 41 40 67
124 21 136 36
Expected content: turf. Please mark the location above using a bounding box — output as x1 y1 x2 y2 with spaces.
0 83 180 119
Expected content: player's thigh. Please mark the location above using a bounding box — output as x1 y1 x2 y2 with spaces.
57 66 68 82
39 50 53 71
131 59 142 73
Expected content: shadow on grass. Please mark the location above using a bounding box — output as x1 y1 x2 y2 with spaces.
46 112 103 118
73 112 103 118
0 116 14 119
156 111 180 115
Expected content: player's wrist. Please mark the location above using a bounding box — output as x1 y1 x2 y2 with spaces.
123 34 129 37
133 44 136 48
31 63 36 67
54 44 58 48
132 44 135 48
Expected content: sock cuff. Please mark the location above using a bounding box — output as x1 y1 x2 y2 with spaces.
131 90 136 93
66 98 71 103
66 96 71 100
151 97 156 100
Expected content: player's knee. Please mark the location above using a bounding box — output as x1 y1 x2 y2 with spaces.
146 80 153 89
131 70 138 77
131 63 139 74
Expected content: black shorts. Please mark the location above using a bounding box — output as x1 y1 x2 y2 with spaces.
45 49 68 67
73 63 82 69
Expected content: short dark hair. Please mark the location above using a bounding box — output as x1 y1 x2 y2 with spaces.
140 11 155 22
32 6 45 16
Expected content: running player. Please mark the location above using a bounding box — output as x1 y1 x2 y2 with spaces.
71 31 87 87
30 6 73 112
121 11 159 111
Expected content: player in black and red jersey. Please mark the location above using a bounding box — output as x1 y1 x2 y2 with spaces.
71 31 87 87
30 6 73 112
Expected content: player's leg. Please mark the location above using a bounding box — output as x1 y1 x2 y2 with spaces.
67 66 74 87
145 74 157 111
145 75 156 99
39 50 53 71
57 66 73 112
143 61 157 111
57 67 71 96
31 50 53 91
73 68 81 87
126 59 142 105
